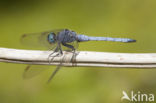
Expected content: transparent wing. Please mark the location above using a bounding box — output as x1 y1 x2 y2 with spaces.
23 64 62 83
21 29 66 81
21 29 62 50
23 65 50 79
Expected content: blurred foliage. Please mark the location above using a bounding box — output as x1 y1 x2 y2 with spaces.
0 0 156 103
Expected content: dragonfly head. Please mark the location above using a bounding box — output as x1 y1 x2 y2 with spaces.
47 32 56 44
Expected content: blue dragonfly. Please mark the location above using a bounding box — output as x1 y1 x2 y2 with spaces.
21 29 136 83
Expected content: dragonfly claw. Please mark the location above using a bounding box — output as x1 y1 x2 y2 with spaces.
48 52 63 64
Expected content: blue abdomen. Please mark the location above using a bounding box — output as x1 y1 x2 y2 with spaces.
77 35 136 43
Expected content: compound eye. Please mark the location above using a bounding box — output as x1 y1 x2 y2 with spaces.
47 32 55 44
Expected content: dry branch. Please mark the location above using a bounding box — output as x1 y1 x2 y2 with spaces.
0 47 156 68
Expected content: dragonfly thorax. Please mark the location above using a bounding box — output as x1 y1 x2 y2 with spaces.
57 29 77 43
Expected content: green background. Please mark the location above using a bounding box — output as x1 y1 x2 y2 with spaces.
0 0 156 103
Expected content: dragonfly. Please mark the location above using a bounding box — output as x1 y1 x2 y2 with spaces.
21 29 136 83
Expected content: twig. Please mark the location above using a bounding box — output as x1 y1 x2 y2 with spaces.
0 47 156 68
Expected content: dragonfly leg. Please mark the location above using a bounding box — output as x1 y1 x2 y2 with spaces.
58 42 63 55
47 43 64 83
71 50 79 66
48 48 58 63
62 43 75 51
62 43 78 65
48 43 63 64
